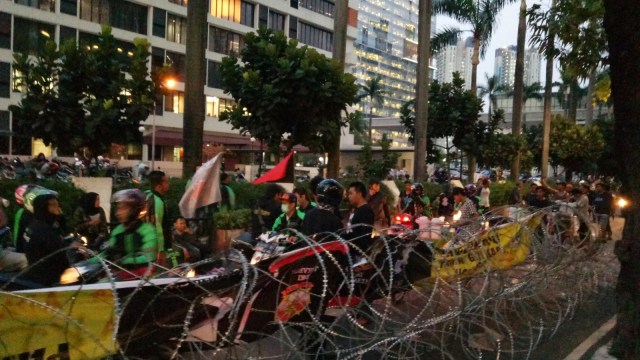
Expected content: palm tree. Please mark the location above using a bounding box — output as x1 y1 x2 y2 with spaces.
507 82 544 126
478 73 504 118
432 0 516 96
356 76 386 143
510 0 527 181
433 0 515 180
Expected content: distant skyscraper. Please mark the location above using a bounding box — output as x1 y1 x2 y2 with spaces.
494 46 542 88
435 36 474 89
354 0 436 117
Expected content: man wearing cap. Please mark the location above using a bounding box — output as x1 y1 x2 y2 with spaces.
367 179 390 230
272 193 305 235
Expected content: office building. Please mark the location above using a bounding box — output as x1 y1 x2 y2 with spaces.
0 0 359 173
494 45 541 89
434 36 473 89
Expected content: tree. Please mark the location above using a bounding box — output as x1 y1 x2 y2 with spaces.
10 26 155 161
347 110 368 145
356 134 400 180
478 73 503 119
432 0 515 179
507 82 544 127
356 76 386 143
603 1 640 357
414 0 432 181
330 0 350 178
219 28 358 156
182 0 208 179
547 115 604 176
401 73 485 177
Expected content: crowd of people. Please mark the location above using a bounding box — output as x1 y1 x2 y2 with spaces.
0 168 616 288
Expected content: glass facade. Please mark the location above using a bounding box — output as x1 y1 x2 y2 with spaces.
80 0 148 35
12 18 55 55
354 0 432 117
299 22 333 52
208 26 244 56
167 13 187 44
15 0 55 12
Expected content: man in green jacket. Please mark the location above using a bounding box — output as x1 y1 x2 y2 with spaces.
94 189 157 279
145 171 170 265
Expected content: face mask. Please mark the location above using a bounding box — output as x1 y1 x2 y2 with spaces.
281 204 289 213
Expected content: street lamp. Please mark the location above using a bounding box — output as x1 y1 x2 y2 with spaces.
148 77 176 170
250 136 256 164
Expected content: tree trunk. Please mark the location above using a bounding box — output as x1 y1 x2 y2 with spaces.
413 0 431 181
368 106 373 144
328 0 349 179
569 77 579 122
470 37 480 96
585 68 596 125
541 4 555 181
603 1 640 356
182 0 208 179
510 0 527 181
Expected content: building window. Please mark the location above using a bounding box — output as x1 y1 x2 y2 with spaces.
290 0 298 9
210 0 241 22
289 16 298 39
151 47 165 72
152 8 166 38
0 111 9 154
168 0 187 6
240 1 254 27
15 0 55 12
207 61 222 89
299 0 334 18
166 51 186 81
61 0 78 15
268 10 285 32
80 0 147 35
12 18 55 55
80 0 109 24
167 13 187 44
206 97 235 117
299 22 333 52
0 62 10 98
0 12 10 49
59 26 76 44
258 6 285 32
208 26 243 56
164 90 184 113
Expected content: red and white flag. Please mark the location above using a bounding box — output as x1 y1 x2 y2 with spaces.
179 154 222 218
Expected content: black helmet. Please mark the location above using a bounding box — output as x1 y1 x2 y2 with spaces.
316 179 344 208
112 189 147 221
411 182 424 195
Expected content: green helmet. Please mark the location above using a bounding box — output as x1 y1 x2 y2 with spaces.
23 187 58 213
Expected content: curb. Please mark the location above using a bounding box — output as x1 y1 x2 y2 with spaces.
563 316 617 360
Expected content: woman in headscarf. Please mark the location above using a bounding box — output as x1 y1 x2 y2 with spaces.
72 192 108 250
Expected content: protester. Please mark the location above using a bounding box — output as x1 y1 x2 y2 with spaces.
344 181 375 254
509 181 523 205
367 179 390 230
12 184 39 252
302 179 343 240
251 183 284 239
272 193 305 244
71 192 108 250
528 187 554 209
452 187 481 239
479 178 491 210
398 180 413 213
96 189 157 279
403 183 431 217
22 189 78 287
592 182 613 240
219 173 236 212
144 170 171 264
172 216 208 262
293 187 316 214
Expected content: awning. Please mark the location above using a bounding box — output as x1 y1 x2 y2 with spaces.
143 130 310 152
143 131 254 147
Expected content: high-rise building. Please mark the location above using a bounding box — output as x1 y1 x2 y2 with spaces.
0 0 359 171
353 0 435 118
435 36 473 89
494 45 541 89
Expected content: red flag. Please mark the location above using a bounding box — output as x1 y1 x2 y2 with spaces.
252 152 294 184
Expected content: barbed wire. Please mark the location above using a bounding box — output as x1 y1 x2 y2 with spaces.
0 205 620 359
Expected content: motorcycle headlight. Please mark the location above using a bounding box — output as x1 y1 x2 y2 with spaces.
59 267 82 285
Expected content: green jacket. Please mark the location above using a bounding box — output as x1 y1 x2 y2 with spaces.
13 207 24 247
272 209 305 233
145 190 169 252
96 222 157 266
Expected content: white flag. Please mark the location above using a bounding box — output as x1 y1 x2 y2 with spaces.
179 154 223 218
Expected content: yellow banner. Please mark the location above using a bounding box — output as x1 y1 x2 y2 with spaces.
0 288 117 358
432 214 541 278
